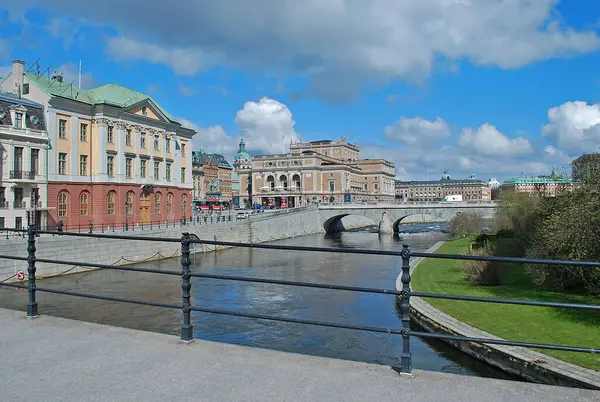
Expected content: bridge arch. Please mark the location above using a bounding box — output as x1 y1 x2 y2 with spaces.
392 214 450 233
322 214 378 234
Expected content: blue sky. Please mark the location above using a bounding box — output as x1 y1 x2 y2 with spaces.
1 1 600 180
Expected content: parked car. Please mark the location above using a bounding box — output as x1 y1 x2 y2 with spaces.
236 212 250 220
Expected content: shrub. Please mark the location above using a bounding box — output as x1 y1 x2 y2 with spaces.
450 211 485 237
459 242 500 286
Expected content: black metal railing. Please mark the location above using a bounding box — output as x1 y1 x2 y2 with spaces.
0 226 598 375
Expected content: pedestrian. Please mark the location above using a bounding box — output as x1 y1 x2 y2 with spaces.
56 220 63 233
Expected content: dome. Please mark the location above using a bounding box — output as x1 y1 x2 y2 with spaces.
233 139 251 168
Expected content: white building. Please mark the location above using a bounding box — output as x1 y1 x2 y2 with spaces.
0 92 49 229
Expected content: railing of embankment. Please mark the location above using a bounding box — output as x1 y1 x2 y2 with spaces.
0 225 598 376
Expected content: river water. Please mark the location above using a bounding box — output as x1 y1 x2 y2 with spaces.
0 223 511 379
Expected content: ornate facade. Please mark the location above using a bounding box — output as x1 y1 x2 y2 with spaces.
395 172 491 202
1 60 195 228
0 92 49 229
238 139 395 208
191 150 233 207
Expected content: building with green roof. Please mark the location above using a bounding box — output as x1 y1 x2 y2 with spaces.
0 60 196 229
501 171 572 196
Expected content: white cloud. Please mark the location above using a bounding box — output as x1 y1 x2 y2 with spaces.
181 96 299 159
12 0 599 100
106 36 212 76
178 85 197 97
458 123 534 157
234 97 300 154
542 101 600 153
384 116 450 145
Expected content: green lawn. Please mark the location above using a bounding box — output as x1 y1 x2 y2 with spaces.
411 238 600 370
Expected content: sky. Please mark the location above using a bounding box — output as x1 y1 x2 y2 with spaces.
1 1 600 181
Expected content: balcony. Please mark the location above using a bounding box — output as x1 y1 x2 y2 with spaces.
13 200 26 209
0 200 8 209
10 170 35 180
2 126 45 138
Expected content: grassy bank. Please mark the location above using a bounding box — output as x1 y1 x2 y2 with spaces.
411 238 600 370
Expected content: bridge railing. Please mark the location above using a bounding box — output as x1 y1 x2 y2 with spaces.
0 225 598 376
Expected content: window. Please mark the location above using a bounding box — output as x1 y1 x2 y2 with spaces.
364 184 368 191
166 162 171 181
0 217 4 229
126 191 134 215
0 187 5 207
140 159 147 178
181 142 186 157
166 138 171 153
80 192 89 216
80 123 88 141
181 194 187 217
14 187 23 208
15 217 22 229
154 135 159 151
13 147 23 171
107 126 114 143
30 149 39 175
58 119 67 138
154 193 161 215
79 155 88 176
125 129 132 146
329 181 335 192
374 183 378 191
154 161 160 180
14 112 23 128
107 191 116 215
22 83 29 94
58 191 68 217
58 153 67 175
126 158 132 178
180 167 185 183
140 132 146 149
107 155 114 177
166 193 173 214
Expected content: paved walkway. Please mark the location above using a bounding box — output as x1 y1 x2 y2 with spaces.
0 308 596 402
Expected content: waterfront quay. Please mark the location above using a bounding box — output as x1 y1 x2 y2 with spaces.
1 308 596 402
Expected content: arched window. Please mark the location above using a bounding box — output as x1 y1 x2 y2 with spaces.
279 174 288 189
154 192 161 215
58 191 68 217
181 194 188 216
107 191 116 215
166 192 173 214
126 191 134 215
267 175 275 190
79 191 89 216
292 174 301 189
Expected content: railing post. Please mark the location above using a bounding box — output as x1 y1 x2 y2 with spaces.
180 232 193 342
26 224 38 317
400 244 412 375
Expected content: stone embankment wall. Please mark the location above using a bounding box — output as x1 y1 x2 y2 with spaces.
398 242 600 390
0 205 324 281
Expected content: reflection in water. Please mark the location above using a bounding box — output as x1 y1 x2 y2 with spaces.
0 225 511 380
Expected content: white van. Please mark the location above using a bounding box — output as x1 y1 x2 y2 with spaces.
236 212 250 220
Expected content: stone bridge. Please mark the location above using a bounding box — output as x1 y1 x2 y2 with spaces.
318 202 498 233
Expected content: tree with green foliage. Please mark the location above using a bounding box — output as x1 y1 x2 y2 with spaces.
571 153 600 187
450 211 485 237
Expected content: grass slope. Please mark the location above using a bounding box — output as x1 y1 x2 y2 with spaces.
411 238 600 370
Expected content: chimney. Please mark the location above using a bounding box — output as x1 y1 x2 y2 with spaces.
11 60 25 95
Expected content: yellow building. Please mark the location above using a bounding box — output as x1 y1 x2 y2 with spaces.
239 139 395 207
1 60 195 229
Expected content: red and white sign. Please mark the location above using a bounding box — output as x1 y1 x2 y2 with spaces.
16 271 25 281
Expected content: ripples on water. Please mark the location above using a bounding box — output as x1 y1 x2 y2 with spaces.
0 223 511 380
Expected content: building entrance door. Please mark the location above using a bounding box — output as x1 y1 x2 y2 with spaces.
140 193 150 224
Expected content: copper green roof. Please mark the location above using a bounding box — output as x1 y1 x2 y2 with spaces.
502 175 571 185
24 74 177 123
